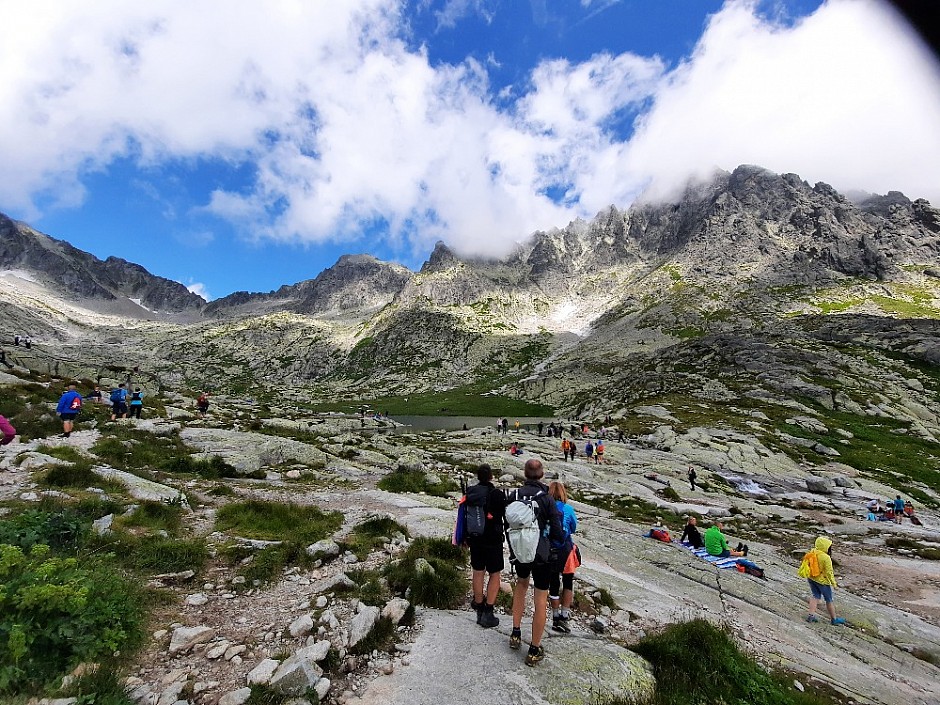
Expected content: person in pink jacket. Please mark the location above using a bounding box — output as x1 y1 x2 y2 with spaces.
0 415 16 445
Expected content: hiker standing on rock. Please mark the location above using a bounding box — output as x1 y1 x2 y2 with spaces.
548 481 578 633
110 383 128 421
56 382 83 438
799 537 846 625
505 458 563 666
462 464 506 629
128 388 144 419
688 466 697 491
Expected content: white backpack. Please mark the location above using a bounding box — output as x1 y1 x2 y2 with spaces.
505 491 543 564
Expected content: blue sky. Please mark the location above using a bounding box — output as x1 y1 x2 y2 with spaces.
1 0 939 301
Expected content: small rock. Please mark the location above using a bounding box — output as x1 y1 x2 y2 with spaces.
206 641 231 660
382 598 411 625
225 644 247 660
168 626 215 655
315 677 331 700
347 606 380 649
306 539 341 560
289 614 314 638
591 616 609 633
219 687 252 705
185 593 209 606
315 595 328 608
246 658 280 686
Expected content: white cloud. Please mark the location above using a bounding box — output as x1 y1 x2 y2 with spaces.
0 0 938 265
185 281 210 301
619 0 940 205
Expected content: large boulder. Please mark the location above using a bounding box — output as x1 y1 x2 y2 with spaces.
353 610 654 705
269 645 325 695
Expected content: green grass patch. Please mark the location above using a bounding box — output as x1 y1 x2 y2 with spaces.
98 534 208 574
61 664 137 705
237 542 309 586
346 568 391 606
573 491 685 526
116 501 183 534
384 537 467 608
343 516 409 559
885 536 940 560
377 467 459 496
215 500 343 544
634 619 842 705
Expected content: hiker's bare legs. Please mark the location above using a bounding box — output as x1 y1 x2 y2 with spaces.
825 601 837 620
531 588 548 647
472 569 485 604
486 571 501 605
807 596 818 616
561 587 574 611
512 578 528 629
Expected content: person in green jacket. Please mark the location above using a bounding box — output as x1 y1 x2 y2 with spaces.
803 536 846 625
703 522 747 558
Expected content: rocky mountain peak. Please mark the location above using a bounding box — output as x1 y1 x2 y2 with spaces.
420 241 461 273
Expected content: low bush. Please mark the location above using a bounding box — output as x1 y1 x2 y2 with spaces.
660 485 681 502
343 516 409 558
100 534 208 574
215 500 342 544
238 543 309 586
163 454 239 479
384 537 467 608
118 501 183 534
0 544 145 694
634 619 841 705
0 504 89 552
346 568 391 606
377 467 459 496
62 664 137 705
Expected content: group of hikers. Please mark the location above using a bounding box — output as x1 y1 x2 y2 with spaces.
455 459 580 666
496 418 627 443
866 495 918 524
54 382 148 436
560 437 605 464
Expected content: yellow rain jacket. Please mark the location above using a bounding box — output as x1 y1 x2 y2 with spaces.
807 537 837 587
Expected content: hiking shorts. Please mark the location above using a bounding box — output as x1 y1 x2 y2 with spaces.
112 402 127 415
469 542 504 574
59 412 77 421
808 580 833 603
515 561 551 591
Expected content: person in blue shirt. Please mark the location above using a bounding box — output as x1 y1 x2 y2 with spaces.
128 388 144 419
110 383 128 421
548 481 579 633
893 495 906 524
55 382 83 437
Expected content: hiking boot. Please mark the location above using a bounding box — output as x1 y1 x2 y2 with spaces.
742 544 749 556
831 617 846 626
806 614 819 623
509 629 522 650
551 617 571 633
525 645 545 666
471 600 483 624
478 604 499 629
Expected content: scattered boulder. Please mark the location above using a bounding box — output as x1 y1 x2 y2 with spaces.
348 605 381 649
168 626 215 655
219 687 252 705
805 477 833 495
246 658 280 686
91 514 114 536
289 614 314 638
382 598 411 625
269 645 326 695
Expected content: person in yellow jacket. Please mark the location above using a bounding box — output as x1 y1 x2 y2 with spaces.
802 537 846 625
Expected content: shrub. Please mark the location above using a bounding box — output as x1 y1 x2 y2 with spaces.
660 485 681 502
384 537 467 608
118 501 183 534
63 664 137 705
0 544 144 693
634 619 840 705
377 467 459 496
238 543 308 586
0 505 89 552
346 568 390 606
215 500 342 544
101 535 208 574
343 516 409 559
163 454 239 479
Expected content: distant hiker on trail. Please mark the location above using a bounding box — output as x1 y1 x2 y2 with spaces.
460 464 506 629
56 382 83 438
617 428 625 443
688 466 698 491
510 442 523 456
547 422 556 438
594 440 605 464
505 459 563 666
85 385 103 404
680 516 703 549
584 440 594 461
548 481 579 633
13 335 19 346
892 495 905 524
570 424 577 437
196 392 210 417
23 336 31 349
128 388 144 419
704 522 747 558
799 537 846 625
501 418 509 435
110 383 128 421
537 421 543 436
0 349 11 369
0 415 16 445
561 438 570 461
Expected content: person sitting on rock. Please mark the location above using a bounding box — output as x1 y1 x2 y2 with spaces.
801 537 846 625
680 516 703 549
704 522 746 558
509 442 523 456
0 414 16 445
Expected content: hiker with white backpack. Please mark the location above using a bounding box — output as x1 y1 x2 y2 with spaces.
504 458 564 667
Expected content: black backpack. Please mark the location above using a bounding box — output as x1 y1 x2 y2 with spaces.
464 485 492 538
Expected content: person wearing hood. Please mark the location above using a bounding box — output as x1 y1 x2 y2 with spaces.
802 537 846 625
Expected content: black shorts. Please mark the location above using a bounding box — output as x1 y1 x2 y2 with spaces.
515 561 551 591
112 402 127 415
469 542 504 574
59 412 77 421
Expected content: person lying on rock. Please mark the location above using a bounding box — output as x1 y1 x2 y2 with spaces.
800 537 846 625
703 521 747 558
